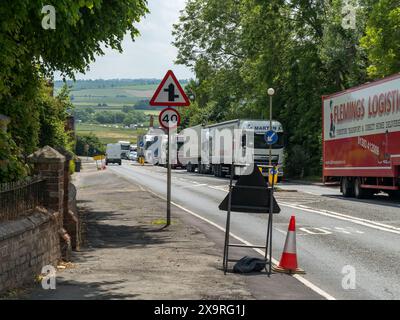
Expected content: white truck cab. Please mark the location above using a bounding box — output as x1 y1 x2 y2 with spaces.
106 144 122 166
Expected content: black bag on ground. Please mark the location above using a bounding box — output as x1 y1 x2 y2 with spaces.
233 256 266 273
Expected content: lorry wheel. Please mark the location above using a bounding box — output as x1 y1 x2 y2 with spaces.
354 178 367 199
119 161 122 166
341 178 354 197
213 165 218 177
220 166 226 178
217 165 223 178
215 165 222 178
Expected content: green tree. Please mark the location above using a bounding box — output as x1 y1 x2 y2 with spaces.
173 0 381 177
0 0 148 181
0 130 29 182
38 84 75 151
361 0 400 77
76 133 105 157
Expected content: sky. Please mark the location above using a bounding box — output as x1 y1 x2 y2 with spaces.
56 0 194 80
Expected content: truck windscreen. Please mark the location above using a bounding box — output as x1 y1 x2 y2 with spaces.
254 133 284 149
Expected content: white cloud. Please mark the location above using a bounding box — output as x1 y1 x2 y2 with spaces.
56 0 193 80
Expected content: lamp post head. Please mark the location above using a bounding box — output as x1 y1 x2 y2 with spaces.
188 92 196 102
268 88 275 96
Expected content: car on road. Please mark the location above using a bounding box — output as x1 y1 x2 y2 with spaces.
128 151 138 161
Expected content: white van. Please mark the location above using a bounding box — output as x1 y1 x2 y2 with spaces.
106 144 122 165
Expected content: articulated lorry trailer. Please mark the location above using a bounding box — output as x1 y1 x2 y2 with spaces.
179 119 285 178
323 73 400 199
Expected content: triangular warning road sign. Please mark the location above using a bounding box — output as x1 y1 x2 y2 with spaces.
150 70 190 107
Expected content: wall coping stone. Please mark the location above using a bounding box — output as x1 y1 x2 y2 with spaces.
28 146 65 164
0 209 54 241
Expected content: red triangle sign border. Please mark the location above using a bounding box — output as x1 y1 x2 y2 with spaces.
149 70 191 107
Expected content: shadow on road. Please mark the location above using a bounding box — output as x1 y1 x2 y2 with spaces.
81 207 171 250
26 279 140 300
324 194 400 209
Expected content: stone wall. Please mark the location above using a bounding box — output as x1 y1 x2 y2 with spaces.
0 209 61 293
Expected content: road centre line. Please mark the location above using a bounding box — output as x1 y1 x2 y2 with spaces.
279 202 400 235
123 165 400 235
178 183 208 189
197 178 400 234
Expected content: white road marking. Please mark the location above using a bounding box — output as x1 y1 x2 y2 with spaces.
274 228 288 235
112 165 336 300
178 183 208 189
305 191 323 196
300 227 333 235
204 181 400 234
280 202 400 235
117 165 400 235
143 188 336 301
333 227 352 234
209 185 229 191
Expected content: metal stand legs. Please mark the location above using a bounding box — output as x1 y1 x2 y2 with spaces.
222 165 275 275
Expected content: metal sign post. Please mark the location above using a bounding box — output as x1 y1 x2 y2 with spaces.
150 80 189 226
150 70 190 227
159 108 181 226
166 127 172 226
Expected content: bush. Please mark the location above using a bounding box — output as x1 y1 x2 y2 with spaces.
0 130 29 183
284 145 309 179
69 159 76 175
76 133 105 157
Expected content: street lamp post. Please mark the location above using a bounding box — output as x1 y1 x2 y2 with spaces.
267 88 275 168
266 87 275 275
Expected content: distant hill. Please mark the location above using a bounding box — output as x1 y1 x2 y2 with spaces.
54 79 165 91
54 79 189 111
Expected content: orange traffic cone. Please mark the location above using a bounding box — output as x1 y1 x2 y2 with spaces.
273 216 305 274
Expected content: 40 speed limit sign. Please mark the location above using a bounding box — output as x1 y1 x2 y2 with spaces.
159 108 181 130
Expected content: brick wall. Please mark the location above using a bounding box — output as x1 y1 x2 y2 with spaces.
0 209 61 293
0 146 81 294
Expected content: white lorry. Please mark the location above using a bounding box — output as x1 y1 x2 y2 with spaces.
105 143 122 166
178 124 203 172
179 119 285 178
118 141 131 160
137 128 167 164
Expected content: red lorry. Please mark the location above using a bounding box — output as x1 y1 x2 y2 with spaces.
322 73 400 199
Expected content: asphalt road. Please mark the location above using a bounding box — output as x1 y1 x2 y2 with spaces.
109 162 400 300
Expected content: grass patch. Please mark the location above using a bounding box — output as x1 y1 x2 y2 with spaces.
151 219 176 226
0 287 29 300
76 123 147 145
69 83 158 108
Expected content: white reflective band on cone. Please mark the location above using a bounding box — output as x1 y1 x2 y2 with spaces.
283 231 297 254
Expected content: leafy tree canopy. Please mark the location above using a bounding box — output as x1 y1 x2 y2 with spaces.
174 0 399 177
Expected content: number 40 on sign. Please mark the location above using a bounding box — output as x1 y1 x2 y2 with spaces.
159 108 181 130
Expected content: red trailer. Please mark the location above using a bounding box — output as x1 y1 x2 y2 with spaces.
322 74 400 198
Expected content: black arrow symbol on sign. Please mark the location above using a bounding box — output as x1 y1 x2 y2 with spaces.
164 83 179 102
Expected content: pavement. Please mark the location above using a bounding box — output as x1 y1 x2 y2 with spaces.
24 161 320 300
105 162 400 300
